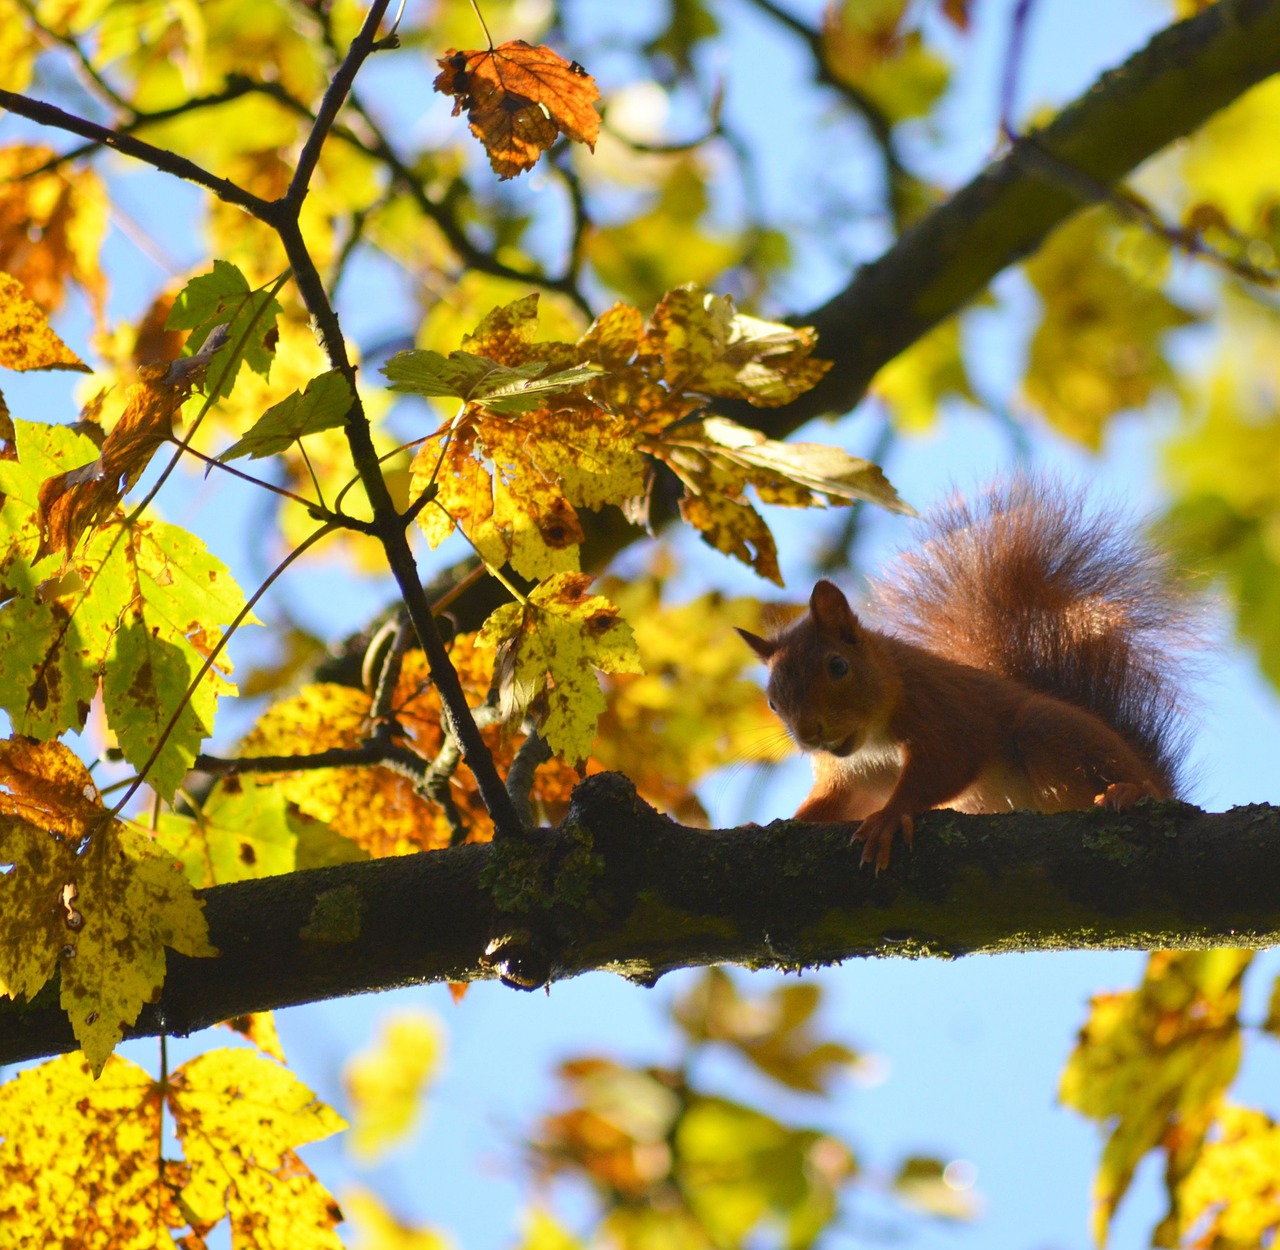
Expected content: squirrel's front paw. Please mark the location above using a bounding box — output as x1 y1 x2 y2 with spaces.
1095 780 1160 811
853 809 914 873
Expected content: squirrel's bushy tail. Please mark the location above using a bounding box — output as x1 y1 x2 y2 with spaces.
870 475 1201 796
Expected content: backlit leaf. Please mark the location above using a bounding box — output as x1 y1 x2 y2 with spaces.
383 349 603 415
0 1053 167 1248
217 368 355 462
36 363 192 566
0 421 249 790
0 271 90 373
673 969 862 1095
0 145 107 316
343 1010 445 1164
478 573 642 764
1179 1105 1280 1248
241 641 581 851
644 287 831 406
1022 209 1197 448
1060 950 1252 1245
166 259 284 400
156 782 297 887
171 1048 346 1247
434 40 601 179
0 738 215 1072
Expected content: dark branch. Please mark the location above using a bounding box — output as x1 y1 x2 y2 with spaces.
0 90 269 215
1 776 1274 1067
731 0 1280 437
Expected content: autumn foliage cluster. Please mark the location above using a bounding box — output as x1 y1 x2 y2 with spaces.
3 0 1280 1247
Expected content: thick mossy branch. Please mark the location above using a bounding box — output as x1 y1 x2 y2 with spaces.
1 774 1277 1067
736 0 1280 436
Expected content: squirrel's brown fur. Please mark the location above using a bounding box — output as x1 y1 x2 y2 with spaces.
738 477 1199 870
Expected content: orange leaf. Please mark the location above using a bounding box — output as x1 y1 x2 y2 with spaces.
434 40 600 179
36 364 189 565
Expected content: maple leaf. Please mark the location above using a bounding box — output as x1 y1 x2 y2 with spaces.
0 1048 345 1247
0 271 90 372
383 348 603 415
434 40 600 180
478 574 642 765
643 286 832 407
0 738 215 1072
343 1010 444 1164
155 782 298 887
217 368 355 462
0 1053 167 1247
398 297 645 579
1 420 250 793
171 1049 346 1247
166 259 284 401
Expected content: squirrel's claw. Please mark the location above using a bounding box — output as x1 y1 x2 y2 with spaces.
853 811 913 874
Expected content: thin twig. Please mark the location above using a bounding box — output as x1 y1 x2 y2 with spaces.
0 90 270 215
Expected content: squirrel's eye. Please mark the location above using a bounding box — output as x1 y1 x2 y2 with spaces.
827 654 849 679
767 697 776 712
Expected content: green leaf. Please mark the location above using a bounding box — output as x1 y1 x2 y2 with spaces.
166 260 284 401
382 348 603 415
155 784 298 887
217 369 355 462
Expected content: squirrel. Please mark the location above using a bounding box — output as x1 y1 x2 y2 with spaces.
737 476 1198 870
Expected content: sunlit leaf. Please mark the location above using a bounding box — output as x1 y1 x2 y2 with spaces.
0 271 90 373
434 40 601 179
1060 950 1252 1245
166 259 284 401
479 574 643 764
217 368 355 462
0 738 215 1072
156 782 298 887
343 1010 445 1164
0 145 108 316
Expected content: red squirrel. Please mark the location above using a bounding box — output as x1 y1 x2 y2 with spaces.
737 477 1197 870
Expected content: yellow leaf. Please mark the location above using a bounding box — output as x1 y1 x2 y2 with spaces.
241 642 582 849
1060 950 1252 1245
478 574 642 764
0 738 215 1073
591 576 788 824
644 286 831 407
1179 1105 1280 1248
222 1009 289 1063
0 1052 169 1249
343 1010 445 1163
0 271 90 373
169 1048 346 1247
344 1186 454 1250
156 782 298 887
1022 209 1197 448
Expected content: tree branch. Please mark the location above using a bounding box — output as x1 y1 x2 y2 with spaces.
736 0 1280 437
2 775 1275 1067
0 90 270 215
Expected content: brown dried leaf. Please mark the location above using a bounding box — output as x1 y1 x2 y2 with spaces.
434 40 601 179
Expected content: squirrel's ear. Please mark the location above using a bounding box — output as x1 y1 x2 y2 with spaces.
736 626 776 661
810 580 860 640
